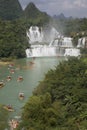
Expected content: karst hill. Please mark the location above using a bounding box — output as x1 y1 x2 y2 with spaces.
0 0 23 20
0 0 50 22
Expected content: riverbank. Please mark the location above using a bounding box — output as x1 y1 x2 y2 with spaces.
0 58 15 66
0 61 12 65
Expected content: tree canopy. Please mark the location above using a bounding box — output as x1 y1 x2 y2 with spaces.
18 57 87 130
0 105 9 130
0 0 23 20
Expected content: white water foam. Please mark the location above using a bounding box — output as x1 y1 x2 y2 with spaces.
26 26 80 57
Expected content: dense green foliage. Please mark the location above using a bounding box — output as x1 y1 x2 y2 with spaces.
0 1 50 23
80 48 87 57
0 1 87 59
51 17 87 48
0 19 29 59
0 1 87 129
0 105 9 130
23 2 50 26
52 18 87 37
0 2 50 59
0 0 23 20
1 16 87 59
18 57 87 130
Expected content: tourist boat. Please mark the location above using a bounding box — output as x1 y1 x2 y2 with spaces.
10 69 15 74
17 76 23 82
29 61 34 64
19 92 24 100
0 81 5 88
8 63 14 68
3 104 14 112
9 119 19 129
6 76 12 81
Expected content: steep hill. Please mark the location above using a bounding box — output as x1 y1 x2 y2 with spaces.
0 0 23 20
23 2 50 25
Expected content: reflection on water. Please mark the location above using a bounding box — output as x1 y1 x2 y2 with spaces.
0 57 65 117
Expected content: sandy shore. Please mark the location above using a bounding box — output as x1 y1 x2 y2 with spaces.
0 61 13 66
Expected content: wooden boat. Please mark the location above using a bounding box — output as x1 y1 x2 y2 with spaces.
10 69 15 74
6 76 12 81
17 76 23 82
0 81 5 88
3 105 14 112
29 61 34 64
9 119 19 129
8 63 14 68
19 92 24 100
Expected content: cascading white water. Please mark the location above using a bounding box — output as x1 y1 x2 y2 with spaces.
26 45 65 57
27 26 43 43
77 37 86 48
64 48 80 57
26 26 80 57
26 46 56 57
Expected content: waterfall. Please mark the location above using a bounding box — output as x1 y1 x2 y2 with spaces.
26 26 43 43
64 48 80 57
77 37 86 48
26 26 80 57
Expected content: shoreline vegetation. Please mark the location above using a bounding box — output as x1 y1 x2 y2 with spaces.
0 61 12 65
0 58 14 65
18 57 87 130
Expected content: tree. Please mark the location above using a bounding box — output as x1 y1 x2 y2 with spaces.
0 105 9 130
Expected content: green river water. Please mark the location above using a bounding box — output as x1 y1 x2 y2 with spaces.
0 57 65 118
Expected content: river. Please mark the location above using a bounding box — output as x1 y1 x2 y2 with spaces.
0 57 65 118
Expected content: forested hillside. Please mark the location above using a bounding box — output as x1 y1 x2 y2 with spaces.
23 2 50 26
0 1 87 130
18 57 87 130
0 2 50 59
51 17 87 36
0 20 29 59
0 0 23 20
0 1 87 59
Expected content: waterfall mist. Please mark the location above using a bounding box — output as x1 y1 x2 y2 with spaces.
26 25 80 58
